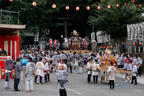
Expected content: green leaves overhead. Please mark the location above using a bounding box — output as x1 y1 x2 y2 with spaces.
88 0 144 38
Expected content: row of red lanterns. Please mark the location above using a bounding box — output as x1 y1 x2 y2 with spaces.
52 4 142 11
100 46 113 49
9 0 142 10
133 42 142 46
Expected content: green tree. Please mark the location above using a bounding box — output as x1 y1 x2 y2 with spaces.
88 0 144 38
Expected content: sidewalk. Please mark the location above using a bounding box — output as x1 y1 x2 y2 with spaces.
116 74 144 84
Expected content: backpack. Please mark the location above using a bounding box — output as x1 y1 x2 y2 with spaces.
12 61 17 69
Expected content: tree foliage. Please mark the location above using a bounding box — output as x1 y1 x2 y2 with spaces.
88 0 144 38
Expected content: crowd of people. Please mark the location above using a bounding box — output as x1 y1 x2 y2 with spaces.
4 49 143 96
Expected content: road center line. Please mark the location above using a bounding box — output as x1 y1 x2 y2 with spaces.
66 87 86 96
0 92 25 94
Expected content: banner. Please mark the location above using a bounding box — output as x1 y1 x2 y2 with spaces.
91 32 95 42
96 31 111 43
127 22 144 40
34 32 39 42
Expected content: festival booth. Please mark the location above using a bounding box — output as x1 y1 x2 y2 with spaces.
0 24 26 79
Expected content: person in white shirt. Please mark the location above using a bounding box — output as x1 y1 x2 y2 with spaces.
58 59 67 71
87 58 93 83
25 57 35 92
92 59 101 84
124 59 132 83
107 62 116 89
43 58 50 83
35 58 45 84
131 62 137 85
49 55 54 73
137 54 143 76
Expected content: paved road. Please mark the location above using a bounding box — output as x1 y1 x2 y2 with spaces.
0 69 144 96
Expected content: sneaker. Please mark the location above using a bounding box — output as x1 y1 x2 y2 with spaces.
125 80 128 83
129 80 132 83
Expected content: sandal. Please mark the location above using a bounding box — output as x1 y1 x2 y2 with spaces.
24 90 29 92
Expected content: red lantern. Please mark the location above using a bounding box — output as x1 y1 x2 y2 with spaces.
124 2 127 6
9 0 13 2
139 42 142 45
100 46 103 48
107 46 109 48
107 5 111 9
32 1 36 6
97 6 101 10
110 46 113 48
133 42 135 46
103 46 106 48
139 4 142 7
87 6 90 10
76 6 80 11
132 0 135 3
52 4 56 9
117 4 120 7
66 6 69 10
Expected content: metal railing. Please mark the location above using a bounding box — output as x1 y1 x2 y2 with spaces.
0 9 19 24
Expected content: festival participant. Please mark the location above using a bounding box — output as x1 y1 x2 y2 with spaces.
78 56 83 73
19 51 23 58
58 59 67 71
124 55 132 64
49 54 54 73
137 54 143 76
74 58 79 70
120 54 125 66
56 64 68 96
115 55 122 68
83 51 89 66
67 55 73 73
96 53 101 66
87 57 93 83
27 51 32 58
4 56 13 90
43 58 49 83
130 55 135 62
14 57 22 91
107 62 116 89
33 52 39 64
133 55 140 73
92 59 101 84
124 59 132 83
131 62 138 85
20 55 28 81
57 41 61 50
35 58 45 84
53 52 58 70
25 56 35 92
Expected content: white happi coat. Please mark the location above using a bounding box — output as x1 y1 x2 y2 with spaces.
107 66 116 80
92 63 100 76
132 65 137 76
133 58 139 68
36 62 45 76
87 62 93 74
44 62 50 74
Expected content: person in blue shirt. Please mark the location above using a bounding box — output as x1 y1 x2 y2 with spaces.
20 55 28 81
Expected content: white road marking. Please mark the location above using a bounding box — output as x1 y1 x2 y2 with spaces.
66 87 86 96
0 92 25 94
